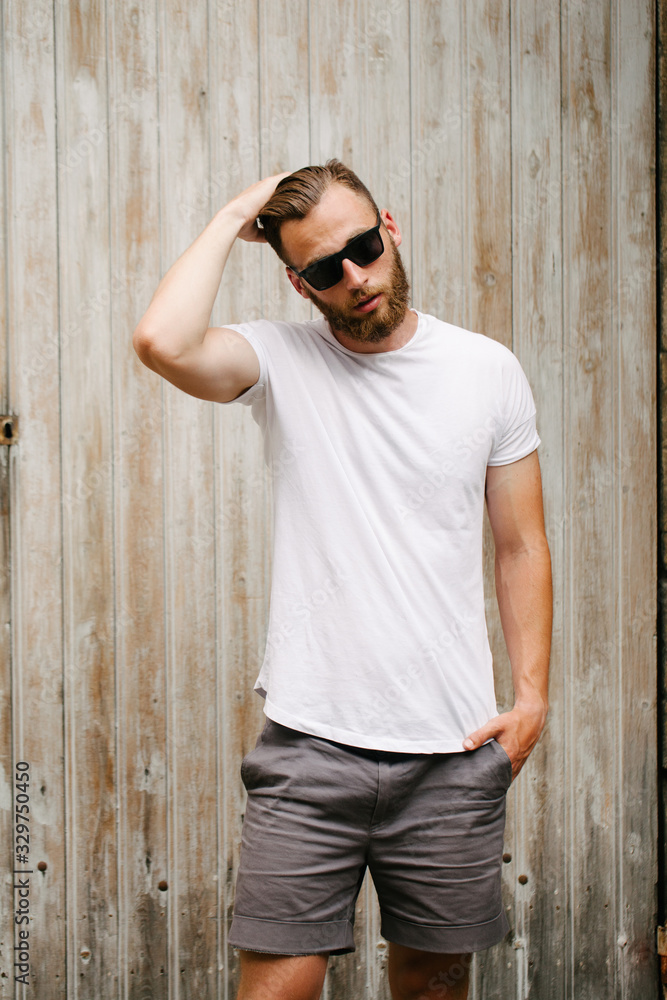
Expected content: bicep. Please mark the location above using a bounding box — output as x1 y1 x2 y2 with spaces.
485 450 547 556
135 326 261 403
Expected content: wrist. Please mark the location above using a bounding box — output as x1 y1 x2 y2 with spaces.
513 696 548 723
219 189 266 234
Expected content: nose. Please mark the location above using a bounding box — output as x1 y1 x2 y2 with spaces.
340 256 369 290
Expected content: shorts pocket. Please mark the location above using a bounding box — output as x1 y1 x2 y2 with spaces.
490 738 513 788
240 720 271 785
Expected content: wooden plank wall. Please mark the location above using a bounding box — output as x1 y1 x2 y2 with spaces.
0 1 656 997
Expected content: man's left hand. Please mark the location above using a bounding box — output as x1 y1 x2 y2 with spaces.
462 699 548 781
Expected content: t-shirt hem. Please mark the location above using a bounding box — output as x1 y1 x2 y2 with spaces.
486 424 541 466
262 698 478 754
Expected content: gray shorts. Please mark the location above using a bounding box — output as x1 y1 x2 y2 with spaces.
229 719 512 956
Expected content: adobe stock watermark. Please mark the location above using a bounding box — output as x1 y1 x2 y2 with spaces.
384 77 502 191
394 416 497 524
340 0 405 57
22 270 148 381
417 952 473 998
178 102 300 223
57 69 156 176
364 609 478 732
263 563 350 658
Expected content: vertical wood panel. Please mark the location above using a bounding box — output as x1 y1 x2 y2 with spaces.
364 0 413 291
309 0 365 168
466 0 512 345
615 0 657 992
0 0 14 983
54 0 117 994
209 3 265 996
3 0 66 993
462 2 514 992
410 0 465 322
563 0 618 993
500 1 566 996
156 3 218 996
258 0 311 326
107 0 168 996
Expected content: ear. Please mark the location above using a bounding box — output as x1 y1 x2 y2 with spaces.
286 266 310 299
380 209 402 248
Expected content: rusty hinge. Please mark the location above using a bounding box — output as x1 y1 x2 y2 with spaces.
0 416 18 444
657 926 667 997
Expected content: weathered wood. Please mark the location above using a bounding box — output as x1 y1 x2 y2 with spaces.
661 0 667 957
464 3 514 995
107 1 168 996
209 3 266 997
0 6 12 990
54 0 117 995
156 3 219 997
409 0 464 322
499 1 567 996
2 1 67 994
0 1 658 997
615 1 657 993
561 0 656 993
258 0 312 327
563 0 616 991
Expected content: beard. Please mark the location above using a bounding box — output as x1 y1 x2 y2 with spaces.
301 235 411 345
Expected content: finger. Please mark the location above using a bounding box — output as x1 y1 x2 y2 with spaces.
462 725 499 751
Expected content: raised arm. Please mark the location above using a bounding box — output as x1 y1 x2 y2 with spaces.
462 449 553 780
132 171 290 402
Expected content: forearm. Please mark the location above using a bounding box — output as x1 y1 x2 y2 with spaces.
134 204 245 359
494 537 552 722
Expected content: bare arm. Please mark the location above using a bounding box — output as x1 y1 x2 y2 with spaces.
462 449 553 779
133 171 290 402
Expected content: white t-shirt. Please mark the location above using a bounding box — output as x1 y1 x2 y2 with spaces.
219 310 541 752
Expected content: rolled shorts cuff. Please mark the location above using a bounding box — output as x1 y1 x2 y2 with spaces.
381 908 510 954
228 913 356 956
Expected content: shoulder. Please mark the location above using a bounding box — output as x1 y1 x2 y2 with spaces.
421 313 518 366
223 316 323 353
225 316 316 337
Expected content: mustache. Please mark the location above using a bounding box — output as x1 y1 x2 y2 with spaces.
351 288 382 306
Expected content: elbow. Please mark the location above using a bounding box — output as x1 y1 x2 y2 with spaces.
132 324 172 374
132 323 153 360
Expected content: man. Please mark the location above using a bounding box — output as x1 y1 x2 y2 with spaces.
133 160 552 1000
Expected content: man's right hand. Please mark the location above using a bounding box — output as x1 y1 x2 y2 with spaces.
227 171 292 244
133 168 294 404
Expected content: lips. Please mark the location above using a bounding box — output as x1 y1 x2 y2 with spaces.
354 293 382 313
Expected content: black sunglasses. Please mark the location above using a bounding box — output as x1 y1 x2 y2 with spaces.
290 212 384 291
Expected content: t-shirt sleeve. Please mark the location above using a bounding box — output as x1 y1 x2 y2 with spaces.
487 348 541 466
215 322 269 406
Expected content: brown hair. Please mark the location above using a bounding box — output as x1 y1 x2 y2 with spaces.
258 159 379 267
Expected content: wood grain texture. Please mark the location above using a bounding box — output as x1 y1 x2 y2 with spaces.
561 0 656 993
258 0 311 327
614 0 656 992
157 3 218 997
499 2 566 996
564 0 618 992
209 3 265 996
54 0 117 994
107 0 169 996
409 0 464 322
2 1 67 994
0 4 12 990
0 1 657 997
